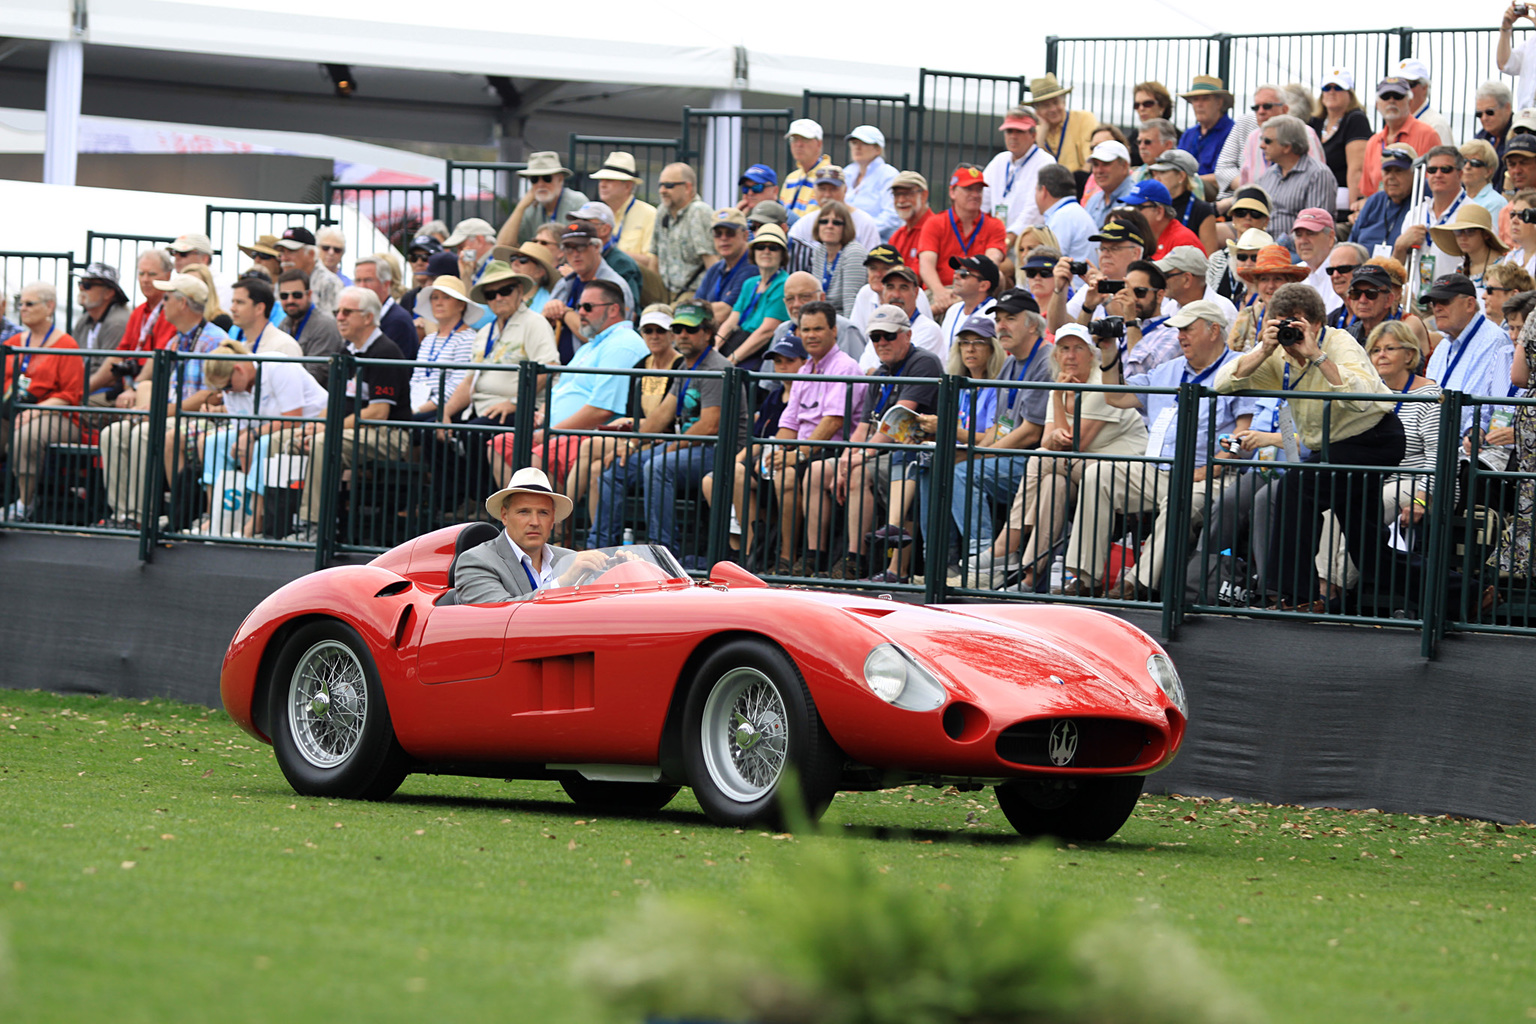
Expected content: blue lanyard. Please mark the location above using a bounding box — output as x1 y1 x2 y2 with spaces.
739 271 781 325
1282 358 1311 392
1442 315 1483 384
250 323 269 353
1043 112 1069 161
1181 349 1229 389
521 559 540 591
947 301 982 348
483 317 507 359
1176 194 1194 226
424 320 466 362
710 251 747 302
1000 337 1043 421
290 307 313 342
948 209 984 257
821 248 842 293
1141 315 1170 336
18 325 55 374
875 352 915 417
1015 336 1043 381
675 348 711 426
1392 374 1417 416
1003 147 1039 197
611 197 636 247
1427 192 1465 226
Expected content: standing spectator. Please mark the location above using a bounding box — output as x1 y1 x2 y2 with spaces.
1310 67 1373 215
1146 149 1218 253
1133 81 1176 126
353 254 418 358
1461 139 1508 221
589 151 657 258
1498 133 1536 248
777 271 870 360
645 163 717 301
168 232 234 310
887 171 934 273
2 282 83 521
787 166 882 265
808 201 868 319
238 234 284 285
1035 163 1096 262
275 269 343 385
1392 145 1470 289
70 262 130 391
917 164 1006 316
1473 81 1515 193
1424 273 1517 439
274 227 341 316
409 276 480 419
713 224 791 369
695 208 757 323
226 277 300 358
1082 140 1136 228
1177 75 1235 196
569 201 644 309
316 227 351 286
1357 77 1443 202
1500 4 1536 111
91 250 177 405
1349 144 1416 254
1120 179 1203 258
1392 58 1453 146
497 152 588 247
1252 115 1337 240
545 226 635 364
842 125 900 239
861 265 946 369
984 105 1056 243
1431 204 1510 295
782 118 832 221
1155 245 1237 320
850 244 932 333
736 163 780 216
938 255 999 352
1291 208 1341 312
1028 74 1098 174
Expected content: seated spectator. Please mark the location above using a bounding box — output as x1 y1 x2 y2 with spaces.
99 273 229 530
1222 85 1327 200
420 220 449 244
276 227 341 315
181 265 234 332
589 151 657 258
496 240 557 315
775 271 868 361
1431 203 1510 297
788 166 881 268
274 269 343 386
1133 80 1176 126
401 236 443 318
887 171 934 273
1081 124 1132 202
1047 215 1157 332
1028 74 1098 174
1341 259 1433 351
1156 245 1237 320
491 279 647 491
409 276 479 419
1215 283 1399 610
1424 273 1516 441
238 235 285 285
1083 140 1135 227
1483 262 1534 325
803 303 944 579
1356 77 1442 203
714 224 790 370
70 263 130 387
1177 75 1235 196
1111 260 1183 375
1146 148 1218 253
850 245 930 334
1229 244 1308 351
780 118 833 220
546 226 635 364
442 218 500 299
169 231 234 310
1252 115 1337 240
1392 145 1471 282
1349 144 1416 254
984 106 1055 243
1310 67 1372 213
859 265 946 370
1291 208 1341 313
1461 139 1507 222
226 276 301 357
353 254 418 358
1473 81 1514 193
843 125 900 238
1080 300 1255 598
1214 184 1271 248
695 208 757 324
565 202 643 309
645 163 717 300
919 164 1007 318
747 200 789 234
1134 118 1181 183
1363 319 1441 528
1034 163 1096 262
736 163 780 216
807 200 869 318
0 289 18 343
90 249 177 406
1209 226 1274 307
194 340 328 536
1392 58 1452 146
939 255 1000 350
1507 186 1536 277
1121 179 1204 259
1320 242 1369 328
497 152 589 247
2 282 84 521
316 227 351 286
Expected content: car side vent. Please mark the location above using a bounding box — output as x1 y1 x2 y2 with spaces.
995 718 1157 769
845 606 896 619
375 580 412 598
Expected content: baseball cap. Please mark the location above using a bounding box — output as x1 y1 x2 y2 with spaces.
1380 145 1418 170
671 301 711 327
767 334 809 360
784 118 824 141
1154 246 1209 277
571 201 615 228
639 308 673 330
1056 323 1092 345
864 244 903 266
1291 208 1336 234
866 304 910 333
1422 273 1477 301
891 170 929 191
152 272 210 305
1350 265 1396 290
881 265 920 286
712 208 749 230
408 234 444 256
1513 108 1536 133
424 251 459 277
1505 134 1536 158
1119 179 1173 209
1088 221 1146 249
1395 58 1430 84
1148 149 1198 176
950 165 985 189
739 163 777 186
956 314 997 340
846 125 885 147
948 254 1000 288
748 200 788 226
999 112 1038 132
1089 140 1131 164
443 218 496 248
1320 67 1355 92
169 232 215 255
1376 76 1413 99
1168 299 1229 330
993 288 1040 315
560 226 599 246
813 165 846 187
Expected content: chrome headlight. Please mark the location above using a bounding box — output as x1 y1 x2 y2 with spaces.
863 644 946 711
1147 653 1186 716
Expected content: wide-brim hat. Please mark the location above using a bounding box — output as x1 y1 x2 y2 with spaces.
1237 244 1308 283
470 261 538 305
492 241 558 283
1226 228 1275 254
1180 75 1231 101
518 151 574 178
749 223 789 252
239 234 282 260
1430 203 1510 256
414 274 486 323
72 261 129 304
484 467 573 522
589 150 643 183
1028 74 1071 103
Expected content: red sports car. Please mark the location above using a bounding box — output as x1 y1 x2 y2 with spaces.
221 524 1188 841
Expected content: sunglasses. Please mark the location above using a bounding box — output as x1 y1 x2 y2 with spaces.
319 244 344 254
1325 264 1362 276
278 290 308 300
1349 287 1387 300
1234 252 1259 262
1425 165 1458 174
868 330 901 342
819 218 846 227
1133 98 1159 109
641 325 670 335
740 182 769 194
408 253 431 263
1380 91 1409 101
1260 137 1277 146
528 174 557 183
1321 84 1346 93
480 283 520 300
1373 344 1413 354
1233 208 1267 218
560 241 593 251
658 181 685 189
1486 284 1515 294
670 323 706 334
334 307 363 317
952 269 973 279
578 301 617 312
1477 108 1500 118
1023 267 1052 278
1465 159 1490 170
1130 286 1153 297
510 255 538 265
1252 103 1281 112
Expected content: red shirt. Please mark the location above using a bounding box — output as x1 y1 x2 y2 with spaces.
1358 115 1442 198
121 299 178 354
916 210 1007 286
1152 220 1205 260
4 331 83 406
889 208 935 273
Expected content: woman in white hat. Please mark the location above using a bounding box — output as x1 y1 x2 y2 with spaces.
411 275 483 419
1309 69 1371 214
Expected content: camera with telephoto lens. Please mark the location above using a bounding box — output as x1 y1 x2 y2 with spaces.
1275 319 1305 345
1088 316 1126 340
1069 260 1089 276
1518 207 1536 225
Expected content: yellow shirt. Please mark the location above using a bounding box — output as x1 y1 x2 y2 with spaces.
782 154 833 218
1214 327 1388 450
611 198 657 258
1038 110 1100 173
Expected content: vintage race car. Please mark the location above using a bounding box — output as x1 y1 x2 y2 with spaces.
221 523 1188 841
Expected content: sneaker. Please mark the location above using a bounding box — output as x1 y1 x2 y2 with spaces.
288 522 320 543
961 549 1020 591
4 499 31 521
95 516 141 531
822 555 865 581
1105 578 1148 601
861 570 908 585
185 515 216 536
1051 575 1096 597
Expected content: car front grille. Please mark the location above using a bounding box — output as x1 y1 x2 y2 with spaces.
995 717 1159 769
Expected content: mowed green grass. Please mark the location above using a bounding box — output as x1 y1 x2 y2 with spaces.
1 689 1533 1024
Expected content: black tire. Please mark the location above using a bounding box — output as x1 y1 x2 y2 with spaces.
994 774 1145 842
681 638 842 829
268 620 409 800
558 774 680 815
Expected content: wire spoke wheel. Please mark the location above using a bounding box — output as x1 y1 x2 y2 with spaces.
288 639 369 768
699 667 789 802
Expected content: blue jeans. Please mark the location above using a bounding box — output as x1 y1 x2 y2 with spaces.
950 454 1029 555
592 446 658 548
643 443 715 552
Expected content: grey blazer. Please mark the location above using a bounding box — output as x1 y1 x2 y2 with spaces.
454 534 575 604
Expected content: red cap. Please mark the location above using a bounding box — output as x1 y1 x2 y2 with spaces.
950 165 985 188
999 114 1038 132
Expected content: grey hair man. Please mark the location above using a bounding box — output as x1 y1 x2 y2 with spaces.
353 253 419 358
1252 115 1337 238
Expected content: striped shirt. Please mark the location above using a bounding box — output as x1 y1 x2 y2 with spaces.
781 155 832 219
410 324 477 409
1253 155 1337 239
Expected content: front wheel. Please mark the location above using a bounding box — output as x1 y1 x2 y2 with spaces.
994 774 1145 842
268 620 408 800
681 638 842 829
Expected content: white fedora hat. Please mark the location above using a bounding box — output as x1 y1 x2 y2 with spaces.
484 467 574 521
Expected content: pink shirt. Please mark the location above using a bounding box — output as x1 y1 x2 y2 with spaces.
779 348 866 438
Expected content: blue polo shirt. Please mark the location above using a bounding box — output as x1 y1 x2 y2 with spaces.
1350 190 1411 253
547 321 649 426
1179 115 1235 176
694 249 756 308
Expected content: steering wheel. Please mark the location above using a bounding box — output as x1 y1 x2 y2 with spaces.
567 555 620 587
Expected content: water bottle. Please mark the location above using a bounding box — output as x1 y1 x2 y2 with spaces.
1048 555 1065 593
621 527 634 546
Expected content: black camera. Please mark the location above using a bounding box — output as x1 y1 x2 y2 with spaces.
1517 207 1536 225
1098 279 1125 295
1088 316 1126 340
1069 260 1089 276
1275 319 1305 345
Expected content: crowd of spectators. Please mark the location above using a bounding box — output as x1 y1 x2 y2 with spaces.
7 27 1536 611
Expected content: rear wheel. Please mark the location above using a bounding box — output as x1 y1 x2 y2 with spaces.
268 620 408 800
682 638 842 829
558 774 680 815
994 774 1145 842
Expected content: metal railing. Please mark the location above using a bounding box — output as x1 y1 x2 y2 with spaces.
912 70 1029 211
205 206 324 279
680 108 794 209
84 232 176 308
800 92 914 172
0 251 78 332
566 136 678 207
443 161 526 231
322 182 441 252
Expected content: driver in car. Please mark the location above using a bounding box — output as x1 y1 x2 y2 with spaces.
456 467 612 603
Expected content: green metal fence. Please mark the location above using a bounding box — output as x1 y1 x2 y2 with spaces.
565 136 679 207
443 161 525 231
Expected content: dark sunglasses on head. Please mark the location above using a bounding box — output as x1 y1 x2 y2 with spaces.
740 182 768 194
670 323 706 334
1130 286 1153 297
1349 287 1386 300
1325 264 1362 276
278 290 308 300
1251 103 1280 112
1425 164 1458 174
578 301 617 312
480 283 520 300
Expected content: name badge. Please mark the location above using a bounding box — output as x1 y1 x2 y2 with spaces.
345 378 358 398
1143 407 1176 458
1277 404 1301 464
994 203 1009 223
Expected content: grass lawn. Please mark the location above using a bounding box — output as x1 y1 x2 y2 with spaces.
2 688 1532 1023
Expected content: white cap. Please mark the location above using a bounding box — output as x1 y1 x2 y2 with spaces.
785 118 824 141
845 125 886 147
1320 67 1355 92
1056 323 1092 345
1089 140 1131 165
639 308 672 330
1394 58 1431 84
